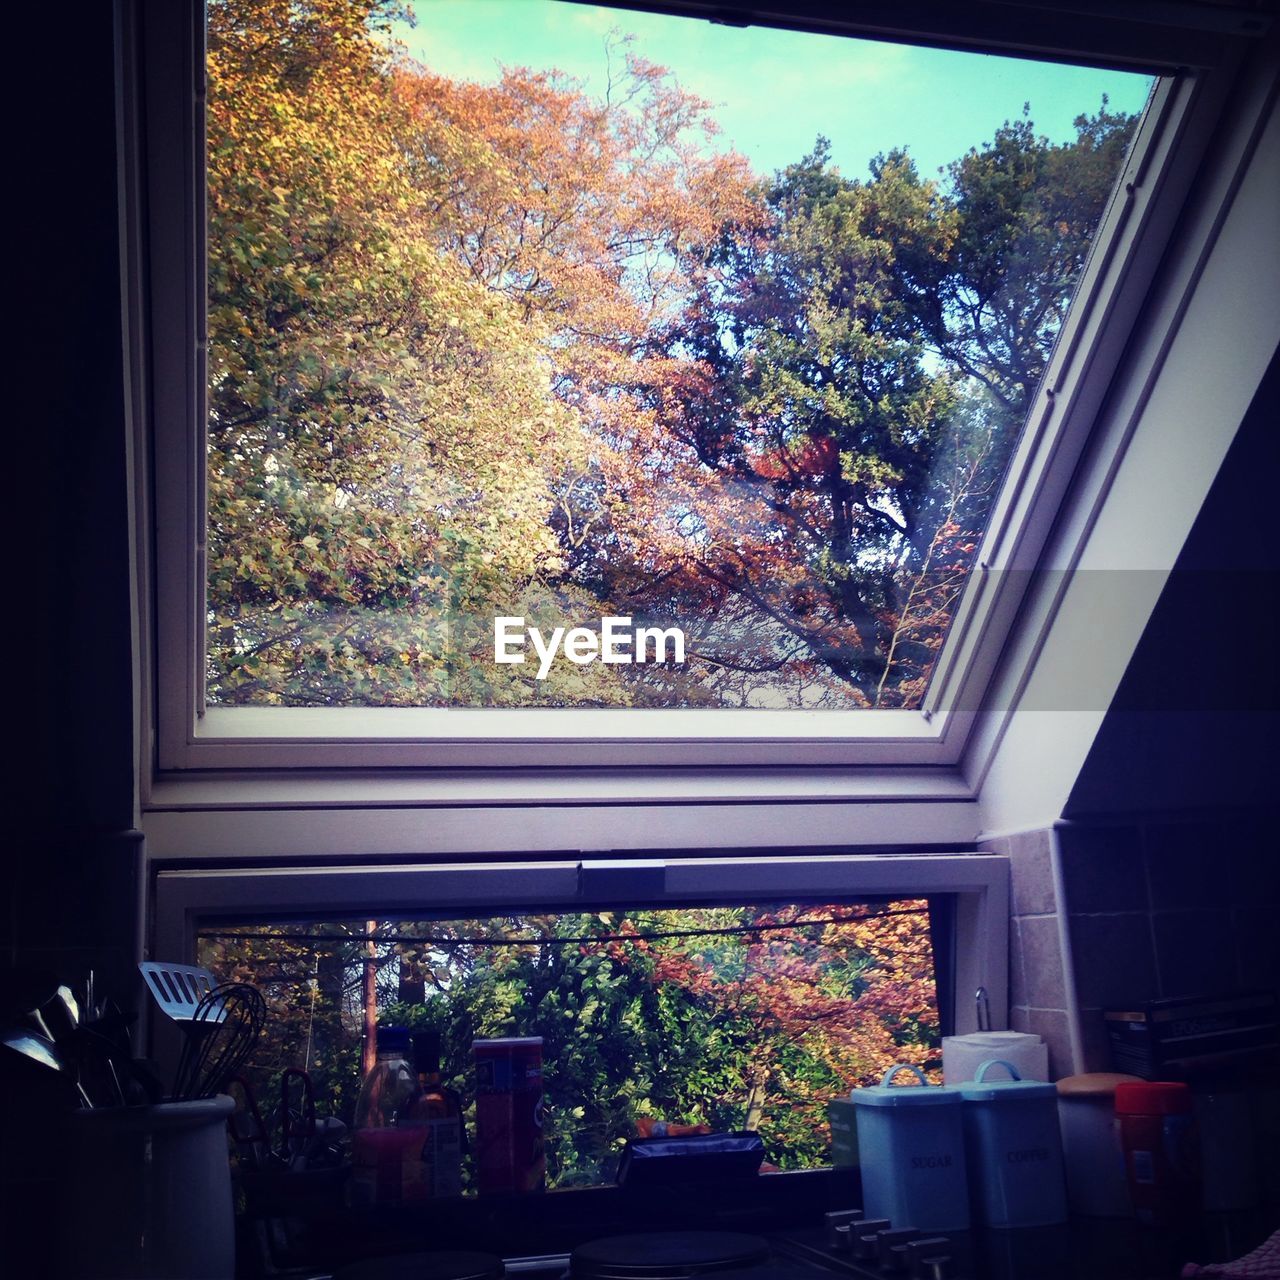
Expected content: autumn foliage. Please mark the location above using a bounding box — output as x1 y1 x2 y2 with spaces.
202 901 939 1180
205 0 1138 708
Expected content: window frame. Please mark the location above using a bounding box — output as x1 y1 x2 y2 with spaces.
126 0 1253 784
145 850 1005 1195
152 850 1009 1035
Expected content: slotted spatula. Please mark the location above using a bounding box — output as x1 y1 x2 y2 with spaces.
139 962 225 1024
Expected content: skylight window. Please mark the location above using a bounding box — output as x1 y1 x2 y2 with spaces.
202 0 1155 713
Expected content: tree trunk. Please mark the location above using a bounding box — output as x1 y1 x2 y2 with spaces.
362 919 378 1077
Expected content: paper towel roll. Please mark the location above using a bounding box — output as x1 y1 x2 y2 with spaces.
942 1031 1048 1083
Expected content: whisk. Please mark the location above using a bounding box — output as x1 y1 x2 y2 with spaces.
172 982 266 1101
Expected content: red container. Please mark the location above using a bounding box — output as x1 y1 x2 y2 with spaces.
1114 1081 1200 1228
473 1037 545 1194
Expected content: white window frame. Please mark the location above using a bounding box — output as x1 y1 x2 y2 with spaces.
152 850 1009 1034
145 850 1007 1150
123 0 1265 792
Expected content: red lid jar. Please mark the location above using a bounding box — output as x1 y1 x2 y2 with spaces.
1114 1081 1199 1228
1114 1081 1194 1116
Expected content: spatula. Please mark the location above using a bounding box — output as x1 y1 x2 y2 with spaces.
139 962 225 1024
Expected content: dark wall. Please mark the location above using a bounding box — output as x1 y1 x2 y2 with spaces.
1065 347 1280 819
9 0 139 948
6 4 140 1248
1056 349 1280 1068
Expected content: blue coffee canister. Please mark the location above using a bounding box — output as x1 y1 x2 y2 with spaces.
957 1059 1068 1228
851 1063 970 1233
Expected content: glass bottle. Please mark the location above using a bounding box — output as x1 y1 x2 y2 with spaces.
398 1029 464 1198
350 1025 416 1205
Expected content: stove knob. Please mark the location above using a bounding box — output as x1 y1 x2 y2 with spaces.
906 1240 956 1280
918 1258 956 1280
824 1209 863 1250
876 1227 919 1271
851 1218 893 1261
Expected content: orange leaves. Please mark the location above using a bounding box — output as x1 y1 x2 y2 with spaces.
748 435 839 481
644 904 938 1092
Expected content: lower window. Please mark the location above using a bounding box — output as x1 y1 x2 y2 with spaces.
197 897 942 1188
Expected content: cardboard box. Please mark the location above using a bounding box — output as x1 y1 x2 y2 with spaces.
827 1099 859 1167
1103 991 1279 1079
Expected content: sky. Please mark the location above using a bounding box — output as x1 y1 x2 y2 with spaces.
393 0 1156 182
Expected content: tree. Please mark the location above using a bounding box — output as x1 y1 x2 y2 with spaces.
205 2 1138 712
603 112 1137 707
206 0 621 708
899 103 1139 420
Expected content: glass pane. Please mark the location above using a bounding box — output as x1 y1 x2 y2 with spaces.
197 899 938 1188
205 0 1154 708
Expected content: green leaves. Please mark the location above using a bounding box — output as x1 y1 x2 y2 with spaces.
205 2 1136 711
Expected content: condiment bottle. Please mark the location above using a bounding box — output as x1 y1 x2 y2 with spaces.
350 1026 416 1205
399 1029 464 1198
1114 1080 1200 1228
473 1036 546 1194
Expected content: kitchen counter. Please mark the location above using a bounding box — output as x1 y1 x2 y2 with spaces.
234 1170 1279 1279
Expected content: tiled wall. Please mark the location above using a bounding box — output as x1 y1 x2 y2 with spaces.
986 812 1278 1078
982 829 1076 1077
1059 814 1278 1071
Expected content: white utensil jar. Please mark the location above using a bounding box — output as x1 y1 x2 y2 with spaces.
61 1095 235 1279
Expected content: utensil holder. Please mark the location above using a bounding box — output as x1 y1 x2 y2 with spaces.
61 1095 234 1279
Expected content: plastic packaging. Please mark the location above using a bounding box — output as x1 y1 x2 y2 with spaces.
851 1062 970 1233
350 1025 417 1205
1114 1080 1201 1228
957 1059 1067 1228
617 1132 764 1186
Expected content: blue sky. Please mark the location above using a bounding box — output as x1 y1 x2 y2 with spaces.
394 0 1156 181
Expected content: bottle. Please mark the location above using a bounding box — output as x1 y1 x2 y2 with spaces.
1114 1080 1201 1229
473 1036 546 1194
350 1026 416 1205
399 1029 464 1199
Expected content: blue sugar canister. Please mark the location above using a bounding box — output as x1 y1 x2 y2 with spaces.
852 1063 970 1233
958 1059 1068 1228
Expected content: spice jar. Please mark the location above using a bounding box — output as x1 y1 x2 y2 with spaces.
1114 1080 1200 1228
